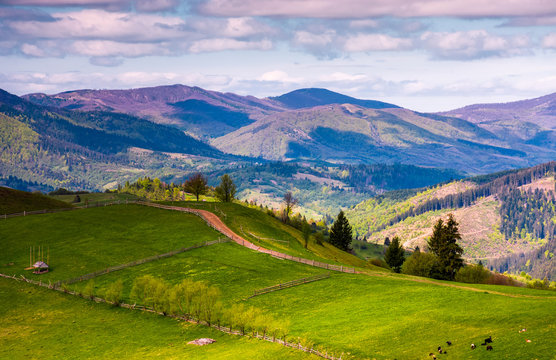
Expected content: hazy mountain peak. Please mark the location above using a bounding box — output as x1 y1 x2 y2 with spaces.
271 88 399 110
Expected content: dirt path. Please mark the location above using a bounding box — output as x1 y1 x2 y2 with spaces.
137 202 554 300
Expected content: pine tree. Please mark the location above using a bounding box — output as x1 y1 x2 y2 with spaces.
329 210 352 251
385 236 405 273
427 214 464 280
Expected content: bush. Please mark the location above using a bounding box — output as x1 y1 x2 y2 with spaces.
455 264 491 284
401 252 438 277
368 258 390 269
105 279 124 305
486 273 518 286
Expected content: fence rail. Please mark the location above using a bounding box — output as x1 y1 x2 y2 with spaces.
59 238 229 286
250 272 330 298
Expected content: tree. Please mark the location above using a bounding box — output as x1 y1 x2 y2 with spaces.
329 210 352 251
401 251 437 277
384 237 391 246
184 172 207 201
215 174 236 202
302 222 311 249
105 279 124 306
384 236 405 273
282 191 298 223
427 214 464 280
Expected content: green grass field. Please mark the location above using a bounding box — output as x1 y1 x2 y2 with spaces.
50 192 139 205
1 200 555 360
247 273 556 359
0 204 222 281
0 278 316 360
0 187 70 214
71 241 327 302
166 201 368 268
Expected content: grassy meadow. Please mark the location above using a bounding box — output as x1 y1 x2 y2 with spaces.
1 200 555 359
0 278 315 360
0 204 222 281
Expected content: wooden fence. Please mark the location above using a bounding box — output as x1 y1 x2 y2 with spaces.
59 238 229 286
249 272 330 298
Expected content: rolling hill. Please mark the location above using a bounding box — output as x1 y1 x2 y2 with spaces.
1 194 555 359
347 161 556 279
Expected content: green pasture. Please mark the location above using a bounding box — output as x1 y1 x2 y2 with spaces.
246 273 556 360
0 187 70 214
71 241 327 302
50 192 139 205
0 204 222 281
0 278 315 360
166 201 367 269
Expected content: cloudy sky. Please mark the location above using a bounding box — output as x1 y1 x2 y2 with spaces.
1 0 556 111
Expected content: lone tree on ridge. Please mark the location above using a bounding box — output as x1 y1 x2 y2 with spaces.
184 172 208 201
215 174 236 202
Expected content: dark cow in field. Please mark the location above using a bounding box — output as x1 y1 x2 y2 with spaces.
486 345 493 351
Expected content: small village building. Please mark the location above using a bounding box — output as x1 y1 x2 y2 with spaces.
32 261 49 274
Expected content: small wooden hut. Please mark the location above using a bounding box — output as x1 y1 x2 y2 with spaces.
32 261 49 274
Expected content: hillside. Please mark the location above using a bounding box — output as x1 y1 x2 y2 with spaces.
0 186 70 214
22 85 556 173
212 103 541 173
440 92 556 143
1 199 555 359
347 161 556 279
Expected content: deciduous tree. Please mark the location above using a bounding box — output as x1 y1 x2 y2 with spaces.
184 172 207 201
215 174 236 202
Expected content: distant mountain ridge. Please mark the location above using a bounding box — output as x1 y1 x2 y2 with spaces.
19 85 556 174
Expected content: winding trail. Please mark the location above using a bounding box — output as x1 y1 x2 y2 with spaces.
137 202 554 300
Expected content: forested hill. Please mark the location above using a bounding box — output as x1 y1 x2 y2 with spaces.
348 161 556 280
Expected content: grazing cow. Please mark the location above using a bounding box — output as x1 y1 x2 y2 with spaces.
486 345 493 351
485 336 492 344
446 341 452 346
471 343 476 350
438 346 443 354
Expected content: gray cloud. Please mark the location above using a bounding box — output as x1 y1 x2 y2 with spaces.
198 0 556 19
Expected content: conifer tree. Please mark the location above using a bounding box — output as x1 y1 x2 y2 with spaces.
329 210 352 251
385 236 405 272
427 214 464 280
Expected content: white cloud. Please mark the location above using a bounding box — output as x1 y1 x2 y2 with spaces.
258 70 303 83
8 9 187 42
344 33 412 52
70 40 165 57
420 30 530 59
319 72 367 82
198 0 556 19
542 33 556 48
189 38 272 53
293 30 335 47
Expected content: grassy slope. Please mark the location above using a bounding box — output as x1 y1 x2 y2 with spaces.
49 192 139 205
72 242 327 303
166 201 367 268
0 204 222 281
248 273 556 360
0 186 71 214
1 202 555 359
0 278 315 360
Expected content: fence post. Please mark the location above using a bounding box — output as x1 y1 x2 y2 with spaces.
24 211 26 216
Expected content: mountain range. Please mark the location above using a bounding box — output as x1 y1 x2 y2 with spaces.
22 85 556 174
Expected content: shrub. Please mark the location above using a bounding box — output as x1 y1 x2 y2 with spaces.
105 279 124 305
486 273 518 286
368 258 390 269
83 279 95 300
401 252 438 278
455 264 491 284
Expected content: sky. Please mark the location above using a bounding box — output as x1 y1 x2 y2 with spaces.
0 0 556 111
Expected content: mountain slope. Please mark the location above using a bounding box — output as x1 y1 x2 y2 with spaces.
440 92 556 142
212 103 545 173
270 88 399 109
347 161 556 279
23 84 286 138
